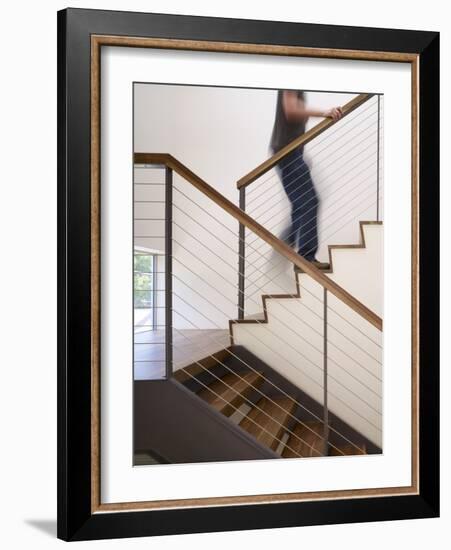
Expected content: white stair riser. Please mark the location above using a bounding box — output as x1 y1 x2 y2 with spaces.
327 224 383 316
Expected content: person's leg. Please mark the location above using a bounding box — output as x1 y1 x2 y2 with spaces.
294 157 319 260
278 150 308 250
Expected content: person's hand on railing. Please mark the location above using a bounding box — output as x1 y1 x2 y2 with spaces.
323 106 344 122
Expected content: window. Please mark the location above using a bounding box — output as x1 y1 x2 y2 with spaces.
134 251 157 329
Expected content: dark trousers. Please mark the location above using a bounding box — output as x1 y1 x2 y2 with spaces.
276 148 319 261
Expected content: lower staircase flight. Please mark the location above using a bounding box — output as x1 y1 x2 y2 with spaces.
173 345 373 460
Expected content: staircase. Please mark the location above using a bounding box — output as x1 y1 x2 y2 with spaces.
166 220 382 458
173 341 374 459
133 93 383 464
232 221 383 448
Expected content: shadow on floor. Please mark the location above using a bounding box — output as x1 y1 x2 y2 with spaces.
25 519 57 538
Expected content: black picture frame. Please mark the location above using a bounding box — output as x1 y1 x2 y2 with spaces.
57 7 439 541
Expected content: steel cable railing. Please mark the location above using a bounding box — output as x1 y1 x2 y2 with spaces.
179 365 311 459
243 105 382 260
170 330 330 456
172 185 382 358
243 95 379 200
245 186 381 290
246 106 380 216
172 201 382 395
171 285 382 431
172 180 382 350
133 165 381 454
173 235 381 368
168 287 379 453
245 159 380 274
167 309 369 456
172 257 382 415
244 190 382 303
172 204 382 395
168 182 382 442
168 322 358 452
171 308 365 456
233 93 383 451
245 127 382 245
239 97 382 332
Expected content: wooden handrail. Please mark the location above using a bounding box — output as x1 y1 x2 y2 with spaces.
134 152 382 331
237 93 374 189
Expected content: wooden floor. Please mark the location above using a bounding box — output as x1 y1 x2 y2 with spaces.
134 328 230 380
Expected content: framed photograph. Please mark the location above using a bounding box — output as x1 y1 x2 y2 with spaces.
57 8 439 541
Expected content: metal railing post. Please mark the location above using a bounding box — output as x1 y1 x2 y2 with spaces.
238 187 246 320
323 288 329 456
165 166 173 378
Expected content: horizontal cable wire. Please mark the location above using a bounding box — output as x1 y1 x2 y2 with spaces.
134 165 166 169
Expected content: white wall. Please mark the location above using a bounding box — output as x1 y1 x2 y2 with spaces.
1 1 448 550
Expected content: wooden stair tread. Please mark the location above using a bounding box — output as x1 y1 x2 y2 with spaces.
282 421 324 458
198 371 263 417
239 396 296 451
330 443 366 456
173 349 230 383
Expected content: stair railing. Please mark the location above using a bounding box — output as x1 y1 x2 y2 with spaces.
134 152 382 457
236 92 383 322
135 153 382 330
233 93 383 454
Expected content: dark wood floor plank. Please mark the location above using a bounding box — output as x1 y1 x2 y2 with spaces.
239 396 296 450
198 371 263 417
282 421 324 458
